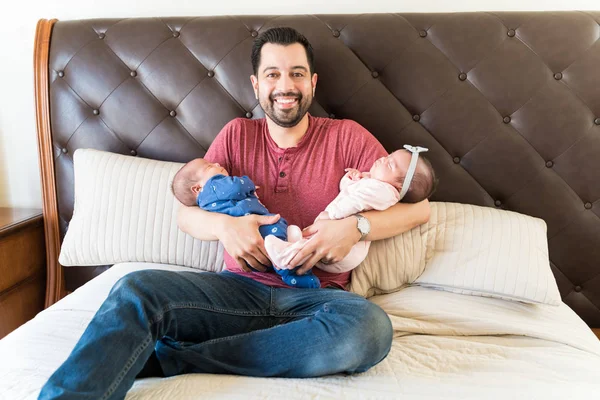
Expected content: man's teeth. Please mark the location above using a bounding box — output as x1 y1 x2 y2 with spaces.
276 98 297 103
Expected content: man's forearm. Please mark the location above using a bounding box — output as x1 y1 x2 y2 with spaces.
361 199 431 241
177 205 229 240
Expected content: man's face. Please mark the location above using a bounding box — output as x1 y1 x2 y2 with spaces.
251 43 318 128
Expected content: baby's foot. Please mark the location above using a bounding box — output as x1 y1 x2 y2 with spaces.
265 235 310 269
277 268 320 289
287 225 303 243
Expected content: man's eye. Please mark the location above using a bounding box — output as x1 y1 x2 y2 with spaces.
267 73 277 78
293 73 304 77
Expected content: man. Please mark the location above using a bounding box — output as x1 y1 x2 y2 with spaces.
40 27 430 400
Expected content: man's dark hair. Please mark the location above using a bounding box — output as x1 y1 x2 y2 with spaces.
251 27 315 76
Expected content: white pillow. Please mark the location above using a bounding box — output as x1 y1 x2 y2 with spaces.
349 202 561 306
58 149 225 272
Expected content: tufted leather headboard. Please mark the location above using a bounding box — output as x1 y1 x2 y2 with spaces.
34 12 600 327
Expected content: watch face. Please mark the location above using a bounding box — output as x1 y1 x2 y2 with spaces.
358 217 370 233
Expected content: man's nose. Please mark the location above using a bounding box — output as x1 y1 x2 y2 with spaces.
276 73 295 92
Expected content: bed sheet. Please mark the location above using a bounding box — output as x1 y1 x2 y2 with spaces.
1 262 599 399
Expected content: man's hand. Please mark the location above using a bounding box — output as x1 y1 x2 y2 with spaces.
344 168 362 181
216 214 280 272
287 217 361 275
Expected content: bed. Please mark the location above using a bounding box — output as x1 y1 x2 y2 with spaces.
2 11 600 399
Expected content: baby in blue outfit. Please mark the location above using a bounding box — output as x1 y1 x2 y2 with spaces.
171 158 320 289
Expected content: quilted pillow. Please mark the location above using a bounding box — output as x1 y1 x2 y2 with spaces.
348 202 561 306
58 149 225 271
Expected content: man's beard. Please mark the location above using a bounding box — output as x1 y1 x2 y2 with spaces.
259 90 312 128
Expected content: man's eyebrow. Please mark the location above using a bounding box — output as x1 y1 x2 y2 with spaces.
262 66 308 73
262 66 279 73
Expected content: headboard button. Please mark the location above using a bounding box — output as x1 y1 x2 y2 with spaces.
92 109 99 115
584 202 592 209
554 72 563 80
545 161 554 168
98 33 105 40
169 110 177 117
574 285 582 292
503 116 511 123
453 157 461 164
594 118 600 125
507 29 516 37
58 71 64 78
61 148 68 154
172 31 180 38
251 31 258 37
494 200 502 207
412 114 421 122
332 30 340 38
130 150 137 156
458 73 467 81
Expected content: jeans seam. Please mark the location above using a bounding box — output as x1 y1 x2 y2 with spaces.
148 303 270 325
101 332 152 400
199 316 314 346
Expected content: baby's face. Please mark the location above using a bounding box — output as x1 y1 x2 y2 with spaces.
369 150 411 188
197 160 229 187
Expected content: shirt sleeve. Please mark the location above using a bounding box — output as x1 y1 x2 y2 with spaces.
339 120 388 172
204 119 243 172
325 179 400 219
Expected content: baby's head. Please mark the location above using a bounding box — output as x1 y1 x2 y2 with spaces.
171 158 229 206
370 148 437 203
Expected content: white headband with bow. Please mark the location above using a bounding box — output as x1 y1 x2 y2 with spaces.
398 144 429 201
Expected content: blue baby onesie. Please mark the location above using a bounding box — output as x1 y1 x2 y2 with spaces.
197 174 320 289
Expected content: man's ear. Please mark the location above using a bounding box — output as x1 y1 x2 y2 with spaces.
312 73 318 96
191 183 202 195
250 75 258 99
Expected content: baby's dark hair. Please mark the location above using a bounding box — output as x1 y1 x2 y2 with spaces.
395 155 438 203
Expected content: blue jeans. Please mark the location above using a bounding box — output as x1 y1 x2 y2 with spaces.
39 270 393 400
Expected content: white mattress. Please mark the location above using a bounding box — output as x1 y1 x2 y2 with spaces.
1 262 600 399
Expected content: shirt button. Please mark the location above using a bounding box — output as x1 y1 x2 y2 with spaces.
279 171 286 178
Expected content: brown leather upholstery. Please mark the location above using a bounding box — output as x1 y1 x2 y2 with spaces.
47 13 600 326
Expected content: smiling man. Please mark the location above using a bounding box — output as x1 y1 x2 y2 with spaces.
39 27 430 400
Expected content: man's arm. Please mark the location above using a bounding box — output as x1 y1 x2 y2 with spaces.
177 205 225 241
361 199 431 241
290 199 430 274
177 205 280 271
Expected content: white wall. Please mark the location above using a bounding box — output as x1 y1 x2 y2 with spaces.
0 0 598 208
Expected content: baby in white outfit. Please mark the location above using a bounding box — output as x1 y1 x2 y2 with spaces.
266 145 437 274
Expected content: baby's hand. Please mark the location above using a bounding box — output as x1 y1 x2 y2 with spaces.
344 168 362 181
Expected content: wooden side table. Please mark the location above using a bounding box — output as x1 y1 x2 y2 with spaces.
0 208 46 339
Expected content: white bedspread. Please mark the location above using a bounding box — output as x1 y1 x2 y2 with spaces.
1 262 599 399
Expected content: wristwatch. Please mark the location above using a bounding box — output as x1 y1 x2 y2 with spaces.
355 214 370 241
